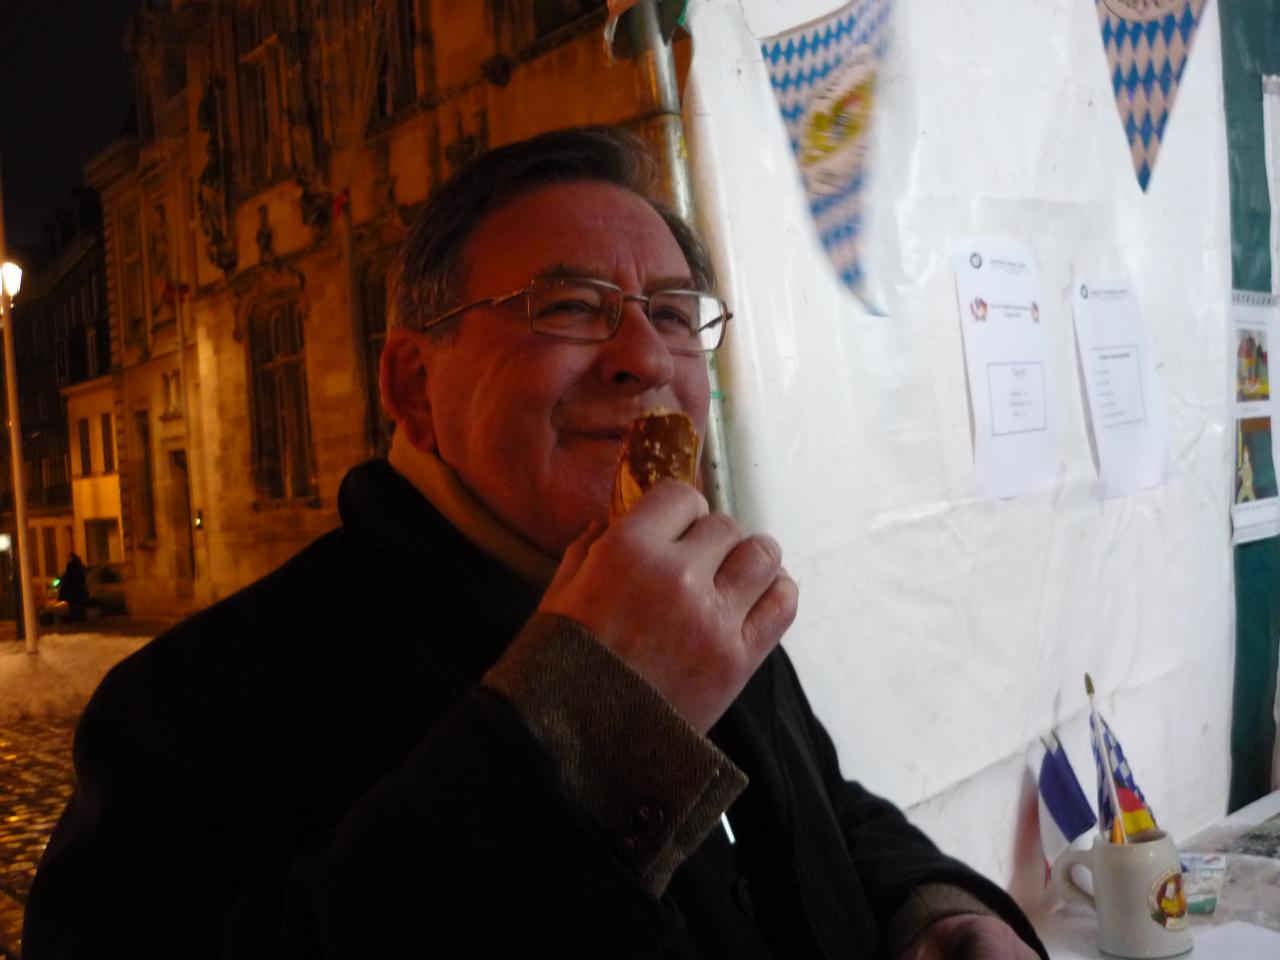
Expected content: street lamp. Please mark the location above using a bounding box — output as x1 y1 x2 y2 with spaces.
0 259 38 653
0 263 19 299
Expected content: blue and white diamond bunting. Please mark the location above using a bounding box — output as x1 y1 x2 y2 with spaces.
1096 0 1206 192
762 0 891 293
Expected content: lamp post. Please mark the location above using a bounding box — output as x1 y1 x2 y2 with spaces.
0 156 39 654
0 259 37 652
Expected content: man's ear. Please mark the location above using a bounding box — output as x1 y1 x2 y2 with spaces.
380 326 437 452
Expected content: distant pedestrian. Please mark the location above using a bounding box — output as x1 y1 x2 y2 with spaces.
56 554 88 623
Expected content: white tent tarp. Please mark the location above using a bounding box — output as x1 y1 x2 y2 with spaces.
684 0 1233 906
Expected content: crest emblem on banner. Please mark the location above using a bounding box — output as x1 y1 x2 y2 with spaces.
1095 0 1206 191
762 0 891 292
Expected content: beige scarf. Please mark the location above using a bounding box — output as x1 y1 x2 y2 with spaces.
388 432 559 588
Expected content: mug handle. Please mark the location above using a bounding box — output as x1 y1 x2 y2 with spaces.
1050 847 1095 910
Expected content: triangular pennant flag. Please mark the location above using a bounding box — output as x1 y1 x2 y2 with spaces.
761 0 892 293
1094 0 1207 191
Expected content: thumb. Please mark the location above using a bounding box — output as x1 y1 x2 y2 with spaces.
547 518 606 592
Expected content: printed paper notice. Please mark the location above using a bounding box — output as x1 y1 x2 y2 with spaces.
1071 276 1171 498
954 240 1057 499
1231 291 1280 545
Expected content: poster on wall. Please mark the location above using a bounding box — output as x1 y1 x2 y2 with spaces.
761 0 890 293
1071 276 1171 498
1231 292 1280 545
953 239 1059 500
1094 0 1208 192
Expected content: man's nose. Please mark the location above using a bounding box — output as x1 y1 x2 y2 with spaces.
598 299 674 387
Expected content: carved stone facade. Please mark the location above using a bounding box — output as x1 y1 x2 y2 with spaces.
85 0 672 616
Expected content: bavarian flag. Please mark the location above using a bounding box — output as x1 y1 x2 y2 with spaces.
1091 714 1158 839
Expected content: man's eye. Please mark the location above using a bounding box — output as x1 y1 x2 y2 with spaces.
651 305 696 333
536 298 600 321
532 295 606 331
545 299 596 314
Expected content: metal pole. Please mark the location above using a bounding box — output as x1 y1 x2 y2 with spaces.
627 0 736 518
0 162 40 653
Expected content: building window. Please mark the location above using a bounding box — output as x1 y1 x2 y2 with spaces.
163 46 187 101
85 518 121 566
101 413 115 472
135 410 157 541
42 527 57 578
359 261 392 457
119 208 145 341
236 3 286 186
162 370 182 417
86 324 99 378
78 419 92 476
249 299 316 499
136 73 154 140
373 0 418 122
33 320 50 364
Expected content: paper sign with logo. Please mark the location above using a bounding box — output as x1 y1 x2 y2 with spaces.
953 239 1059 500
1071 276 1171 499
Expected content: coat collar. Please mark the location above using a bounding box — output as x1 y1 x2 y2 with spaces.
387 432 560 589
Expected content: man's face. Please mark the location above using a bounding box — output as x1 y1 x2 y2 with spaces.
421 179 712 556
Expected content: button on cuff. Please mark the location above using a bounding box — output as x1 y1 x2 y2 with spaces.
632 801 666 832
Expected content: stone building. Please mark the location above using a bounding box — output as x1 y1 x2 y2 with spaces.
1 193 111 608
86 0 682 617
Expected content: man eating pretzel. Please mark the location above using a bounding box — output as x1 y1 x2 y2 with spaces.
23 126 1045 960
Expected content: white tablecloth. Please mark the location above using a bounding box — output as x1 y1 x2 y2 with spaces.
1033 791 1280 959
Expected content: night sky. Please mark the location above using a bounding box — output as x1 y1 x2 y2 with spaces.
0 0 140 257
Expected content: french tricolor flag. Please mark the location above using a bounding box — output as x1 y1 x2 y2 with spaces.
1037 732 1097 881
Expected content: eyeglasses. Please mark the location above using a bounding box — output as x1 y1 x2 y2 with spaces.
412 276 732 354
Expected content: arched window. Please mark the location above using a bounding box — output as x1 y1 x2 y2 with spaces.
236 2 287 186
373 0 421 122
248 299 316 499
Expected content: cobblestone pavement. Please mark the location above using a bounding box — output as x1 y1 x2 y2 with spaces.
0 715 77 958
0 717 75 901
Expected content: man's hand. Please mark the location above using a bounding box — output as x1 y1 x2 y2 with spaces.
897 915 1039 960
539 480 798 732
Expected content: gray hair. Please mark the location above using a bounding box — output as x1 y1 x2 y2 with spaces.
390 125 717 338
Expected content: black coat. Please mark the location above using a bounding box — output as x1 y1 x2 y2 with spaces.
24 460 1044 959
56 557 88 608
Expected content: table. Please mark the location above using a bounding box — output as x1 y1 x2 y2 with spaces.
1033 790 1280 958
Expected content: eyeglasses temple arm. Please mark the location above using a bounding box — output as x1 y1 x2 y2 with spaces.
414 286 529 332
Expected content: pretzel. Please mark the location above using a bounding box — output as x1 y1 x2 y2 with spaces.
609 410 700 522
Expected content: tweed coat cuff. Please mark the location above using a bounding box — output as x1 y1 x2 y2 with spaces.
483 612 747 898
884 882 999 957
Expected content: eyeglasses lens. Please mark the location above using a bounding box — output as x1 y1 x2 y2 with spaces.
527 279 725 352
650 293 724 352
528 279 613 338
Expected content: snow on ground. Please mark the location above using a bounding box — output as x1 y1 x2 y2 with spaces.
0 630 153 724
